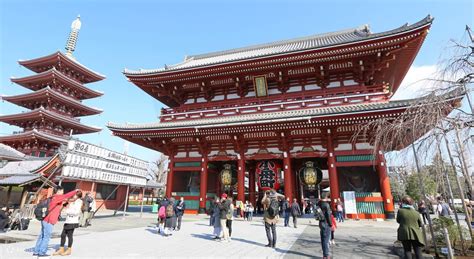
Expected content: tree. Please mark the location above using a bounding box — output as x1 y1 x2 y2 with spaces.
405 169 437 202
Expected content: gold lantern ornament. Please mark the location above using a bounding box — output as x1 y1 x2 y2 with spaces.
220 164 233 190
298 161 322 191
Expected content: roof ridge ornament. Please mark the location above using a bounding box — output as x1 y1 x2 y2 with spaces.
65 15 81 59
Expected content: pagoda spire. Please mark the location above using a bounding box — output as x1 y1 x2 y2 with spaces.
65 15 82 58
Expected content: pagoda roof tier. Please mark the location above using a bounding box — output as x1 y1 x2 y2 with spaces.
2 87 103 116
123 16 433 107
108 89 462 136
0 129 68 145
10 68 103 100
18 51 105 83
0 107 102 134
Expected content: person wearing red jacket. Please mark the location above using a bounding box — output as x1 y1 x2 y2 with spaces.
33 187 78 257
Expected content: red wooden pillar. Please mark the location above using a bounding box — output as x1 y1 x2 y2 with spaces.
249 167 256 205
283 151 293 201
165 158 175 198
237 153 245 202
326 129 340 207
199 156 208 213
377 150 395 219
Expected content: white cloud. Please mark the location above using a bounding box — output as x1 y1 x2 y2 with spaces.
391 65 438 100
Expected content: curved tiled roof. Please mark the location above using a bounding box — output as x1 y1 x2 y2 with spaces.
0 143 26 160
0 158 50 176
2 87 103 116
107 88 463 132
0 129 69 144
124 15 433 75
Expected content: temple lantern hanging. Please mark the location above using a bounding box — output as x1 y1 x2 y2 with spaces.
256 160 281 191
220 164 233 190
298 161 323 191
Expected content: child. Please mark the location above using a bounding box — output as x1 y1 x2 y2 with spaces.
330 212 337 245
158 205 166 235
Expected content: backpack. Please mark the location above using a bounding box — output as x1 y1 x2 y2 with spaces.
34 198 51 221
226 203 234 220
314 205 326 221
267 199 279 218
158 206 166 219
166 204 174 217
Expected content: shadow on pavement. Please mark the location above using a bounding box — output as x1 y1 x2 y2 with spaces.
191 233 215 240
231 237 266 247
145 228 159 235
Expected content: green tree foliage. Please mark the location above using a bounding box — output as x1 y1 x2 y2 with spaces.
405 170 437 202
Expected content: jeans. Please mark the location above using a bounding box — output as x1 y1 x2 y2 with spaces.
264 222 277 246
34 221 54 255
249 211 253 221
292 214 298 227
226 219 232 237
284 211 290 226
177 215 183 230
80 212 90 227
336 211 344 222
320 222 331 257
401 240 423 259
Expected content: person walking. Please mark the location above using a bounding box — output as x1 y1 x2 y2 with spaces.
236 200 241 219
244 201 250 221
316 193 332 259
397 196 425 259
262 190 284 248
417 200 428 225
218 193 231 242
291 198 301 228
0 207 10 232
336 200 344 222
226 197 234 239
282 198 290 227
176 197 186 231
53 191 83 256
212 198 222 240
34 187 79 257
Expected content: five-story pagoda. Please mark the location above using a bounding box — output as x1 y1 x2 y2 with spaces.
0 16 104 157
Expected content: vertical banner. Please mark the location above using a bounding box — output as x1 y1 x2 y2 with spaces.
343 191 358 214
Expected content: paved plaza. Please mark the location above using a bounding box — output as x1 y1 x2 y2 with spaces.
0 208 401 258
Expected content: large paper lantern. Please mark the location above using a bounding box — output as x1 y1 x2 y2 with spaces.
256 160 281 191
298 161 322 191
220 164 233 190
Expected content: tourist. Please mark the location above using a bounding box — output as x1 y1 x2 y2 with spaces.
464 199 473 227
209 196 218 226
262 190 284 248
164 197 175 236
330 211 337 245
80 192 94 227
317 193 332 259
244 201 250 221
0 206 11 232
239 200 245 218
417 200 428 225
282 197 290 227
157 202 166 235
301 198 307 215
397 196 424 259
217 193 231 242
291 198 301 228
34 187 79 257
336 200 344 222
176 197 186 231
226 197 234 239
248 202 254 221
53 191 83 256
212 198 222 240
236 200 241 218
437 197 451 218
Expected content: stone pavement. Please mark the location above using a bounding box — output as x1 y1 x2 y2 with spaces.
0 212 401 258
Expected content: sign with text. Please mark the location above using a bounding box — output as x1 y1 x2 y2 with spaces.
343 191 358 214
62 140 148 186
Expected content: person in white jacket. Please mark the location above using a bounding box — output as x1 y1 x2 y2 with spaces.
53 191 83 256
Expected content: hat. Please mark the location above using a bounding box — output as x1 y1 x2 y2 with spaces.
221 193 228 199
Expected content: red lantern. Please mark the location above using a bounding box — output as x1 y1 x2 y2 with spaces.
256 160 281 191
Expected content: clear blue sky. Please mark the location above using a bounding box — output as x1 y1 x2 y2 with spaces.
1 0 472 162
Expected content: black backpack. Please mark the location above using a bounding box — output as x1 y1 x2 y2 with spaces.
314 205 326 221
34 198 51 221
267 199 280 218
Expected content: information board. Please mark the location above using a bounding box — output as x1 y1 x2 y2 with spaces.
343 191 358 214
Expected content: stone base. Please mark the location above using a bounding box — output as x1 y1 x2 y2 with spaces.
386 211 395 219
198 207 206 214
